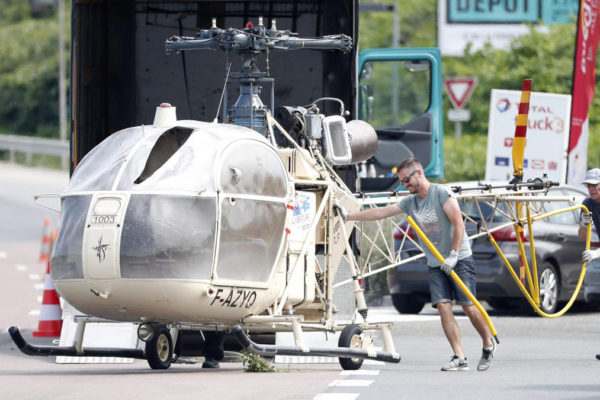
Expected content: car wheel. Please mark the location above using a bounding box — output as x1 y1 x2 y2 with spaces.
391 293 425 314
538 262 559 314
486 297 520 311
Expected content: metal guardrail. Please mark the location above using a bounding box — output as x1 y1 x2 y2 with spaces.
0 134 69 169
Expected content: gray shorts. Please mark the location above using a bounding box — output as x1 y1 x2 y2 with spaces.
428 256 476 307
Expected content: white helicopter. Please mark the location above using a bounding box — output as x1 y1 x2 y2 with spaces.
9 20 398 371
9 21 592 371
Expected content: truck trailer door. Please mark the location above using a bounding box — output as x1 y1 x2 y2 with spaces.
358 48 443 191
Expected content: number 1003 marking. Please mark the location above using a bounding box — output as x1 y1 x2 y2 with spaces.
92 215 116 224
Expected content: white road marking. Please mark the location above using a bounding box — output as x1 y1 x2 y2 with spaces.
365 306 468 323
340 370 380 376
314 394 359 400
16 264 27 271
0 251 7 259
28 310 40 316
34 283 44 290
29 274 41 280
363 360 385 366
36 296 42 303
329 380 373 387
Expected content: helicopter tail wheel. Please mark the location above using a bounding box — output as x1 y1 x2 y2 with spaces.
146 326 173 369
338 324 364 370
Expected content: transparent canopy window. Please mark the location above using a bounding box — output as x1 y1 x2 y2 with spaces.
359 59 431 128
120 195 216 279
51 195 91 280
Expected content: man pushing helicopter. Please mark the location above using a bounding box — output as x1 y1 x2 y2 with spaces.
335 157 496 371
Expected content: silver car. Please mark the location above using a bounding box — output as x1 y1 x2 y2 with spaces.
387 184 591 314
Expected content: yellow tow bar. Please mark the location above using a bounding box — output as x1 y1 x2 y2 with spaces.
406 216 500 344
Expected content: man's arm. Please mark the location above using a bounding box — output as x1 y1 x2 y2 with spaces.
442 196 465 252
579 211 593 240
579 225 588 241
348 204 403 221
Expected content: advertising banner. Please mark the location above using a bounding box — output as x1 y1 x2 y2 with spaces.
485 90 572 183
568 0 600 184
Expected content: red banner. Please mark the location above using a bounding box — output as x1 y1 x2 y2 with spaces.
568 0 600 184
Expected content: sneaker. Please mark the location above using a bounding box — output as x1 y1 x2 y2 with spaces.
441 355 469 371
596 354 600 360
477 341 496 371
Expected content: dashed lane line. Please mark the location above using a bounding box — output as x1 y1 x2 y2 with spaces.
363 360 385 366
340 370 380 376
329 380 374 387
314 369 380 399
314 394 360 400
16 264 27 271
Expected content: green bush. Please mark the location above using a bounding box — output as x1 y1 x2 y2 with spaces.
441 134 488 183
240 350 276 372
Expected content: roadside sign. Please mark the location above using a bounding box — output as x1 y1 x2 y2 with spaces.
485 89 572 183
447 108 470 122
444 78 478 109
438 0 579 56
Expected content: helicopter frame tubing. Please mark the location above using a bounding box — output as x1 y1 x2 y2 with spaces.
335 183 593 322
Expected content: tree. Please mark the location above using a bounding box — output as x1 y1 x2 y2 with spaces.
444 22 600 170
0 0 69 138
358 0 436 50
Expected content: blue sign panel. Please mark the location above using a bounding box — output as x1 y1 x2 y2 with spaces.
446 0 579 25
541 0 580 25
447 0 540 23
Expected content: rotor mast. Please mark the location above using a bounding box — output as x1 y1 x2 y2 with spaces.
165 18 353 135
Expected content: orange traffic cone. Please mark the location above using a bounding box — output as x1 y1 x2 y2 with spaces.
33 260 63 337
39 216 52 263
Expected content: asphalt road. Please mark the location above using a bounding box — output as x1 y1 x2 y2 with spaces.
1 163 600 399
3 305 600 400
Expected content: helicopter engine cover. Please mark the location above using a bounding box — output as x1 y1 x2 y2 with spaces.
51 121 291 324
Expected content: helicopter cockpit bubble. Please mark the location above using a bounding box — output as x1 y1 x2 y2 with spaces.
51 120 291 322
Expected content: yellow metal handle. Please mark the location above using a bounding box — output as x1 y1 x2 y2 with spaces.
406 216 499 343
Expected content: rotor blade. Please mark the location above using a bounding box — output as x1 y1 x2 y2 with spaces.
511 79 532 183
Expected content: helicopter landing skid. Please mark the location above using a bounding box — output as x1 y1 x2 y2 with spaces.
8 326 146 359
231 325 401 365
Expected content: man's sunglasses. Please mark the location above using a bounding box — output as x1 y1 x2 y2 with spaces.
400 170 418 184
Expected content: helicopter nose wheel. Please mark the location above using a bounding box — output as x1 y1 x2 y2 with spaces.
338 324 364 370
146 325 173 369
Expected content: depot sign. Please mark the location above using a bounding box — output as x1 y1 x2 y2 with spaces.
485 89 572 183
439 0 580 56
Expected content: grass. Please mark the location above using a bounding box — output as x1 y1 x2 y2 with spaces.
0 150 67 170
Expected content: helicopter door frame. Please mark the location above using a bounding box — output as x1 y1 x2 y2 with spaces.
211 139 291 289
